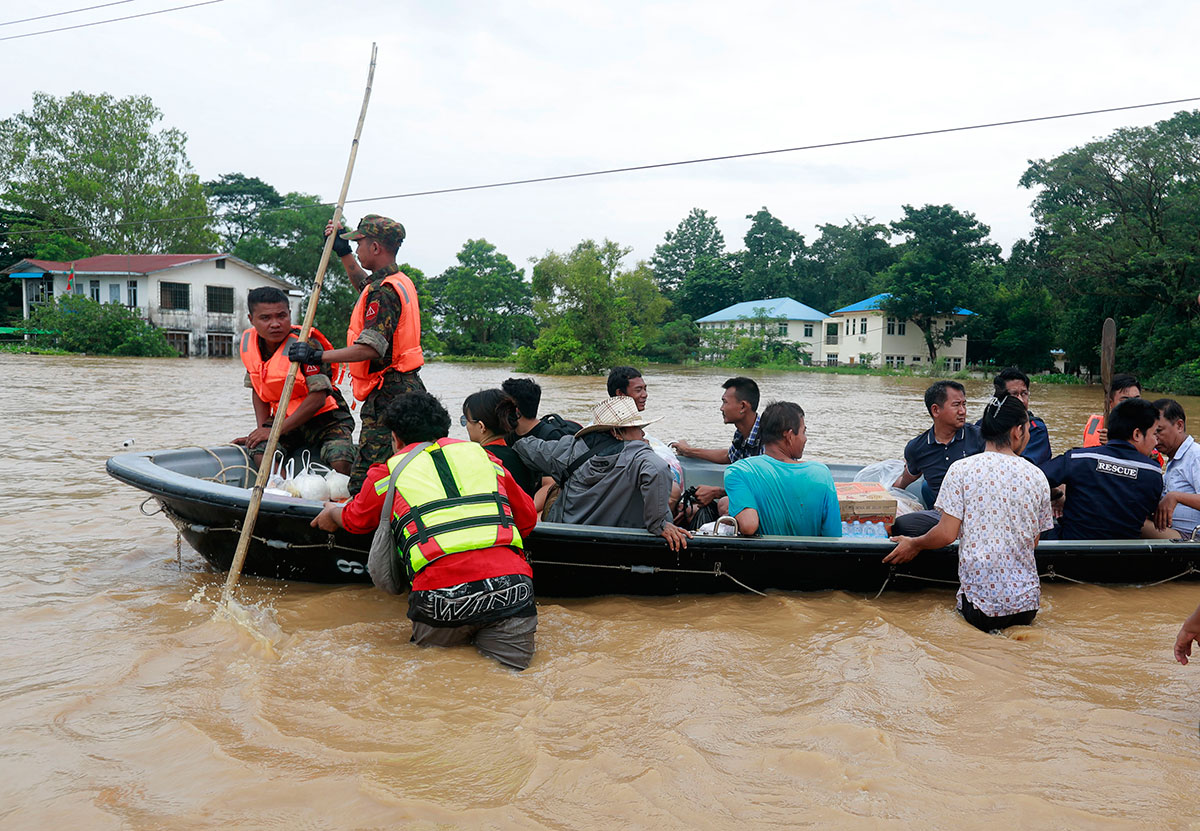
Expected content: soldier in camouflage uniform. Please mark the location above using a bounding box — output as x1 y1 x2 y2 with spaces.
288 214 426 493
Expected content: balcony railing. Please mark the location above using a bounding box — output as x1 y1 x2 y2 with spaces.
824 335 838 345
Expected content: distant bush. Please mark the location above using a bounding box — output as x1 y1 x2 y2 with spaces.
27 295 177 356
1146 360 1200 397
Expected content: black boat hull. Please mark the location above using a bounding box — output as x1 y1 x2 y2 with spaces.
106 446 1200 595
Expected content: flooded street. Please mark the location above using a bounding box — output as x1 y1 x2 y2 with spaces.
4 353 1200 829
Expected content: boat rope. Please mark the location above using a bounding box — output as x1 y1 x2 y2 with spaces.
531 558 767 596
874 562 1200 597
140 496 164 516
176 532 182 572
156 503 368 556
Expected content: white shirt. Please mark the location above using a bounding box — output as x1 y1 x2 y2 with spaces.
1164 435 1200 538
935 451 1055 617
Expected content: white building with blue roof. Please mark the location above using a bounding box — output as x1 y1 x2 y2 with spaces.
695 297 829 359
822 292 973 369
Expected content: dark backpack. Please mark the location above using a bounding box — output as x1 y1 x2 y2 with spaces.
538 413 582 440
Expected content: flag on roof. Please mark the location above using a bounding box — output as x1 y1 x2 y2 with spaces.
67 263 75 292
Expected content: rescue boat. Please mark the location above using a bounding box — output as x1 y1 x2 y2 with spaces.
106 445 1200 596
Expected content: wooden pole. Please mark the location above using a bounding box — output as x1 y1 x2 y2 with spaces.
222 42 378 601
1101 317 1116 419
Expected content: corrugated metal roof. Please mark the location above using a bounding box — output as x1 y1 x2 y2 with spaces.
11 254 223 274
695 297 829 323
830 292 975 316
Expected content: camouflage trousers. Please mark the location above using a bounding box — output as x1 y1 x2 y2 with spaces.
350 368 427 493
249 408 356 469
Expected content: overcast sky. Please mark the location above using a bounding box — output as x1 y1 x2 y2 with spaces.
4 0 1198 281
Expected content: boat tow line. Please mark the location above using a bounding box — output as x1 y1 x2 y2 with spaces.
875 562 1200 598
531 559 767 596
157 504 368 556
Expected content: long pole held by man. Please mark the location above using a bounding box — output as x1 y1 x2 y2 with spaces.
222 43 378 601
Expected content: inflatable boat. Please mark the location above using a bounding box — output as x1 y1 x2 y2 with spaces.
105 445 1200 596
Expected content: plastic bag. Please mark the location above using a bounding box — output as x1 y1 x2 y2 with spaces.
325 469 351 502
266 450 287 490
292 450 332 502
695 516 739 536
853 458 924 516
647 435 684 488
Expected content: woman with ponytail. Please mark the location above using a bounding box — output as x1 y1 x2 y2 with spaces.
462 389 539 498
884 395 1056 633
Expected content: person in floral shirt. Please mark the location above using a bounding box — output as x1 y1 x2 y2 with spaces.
884 395 1055 633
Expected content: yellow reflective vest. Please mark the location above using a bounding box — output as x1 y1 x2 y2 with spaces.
375 439 524 580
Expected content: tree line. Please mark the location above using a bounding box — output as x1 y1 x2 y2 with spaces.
3 91 1200 392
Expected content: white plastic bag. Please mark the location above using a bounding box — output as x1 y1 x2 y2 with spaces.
325 469 351 502
852 458 923 515
293 451 332 502
647 435 684 488
266 450 287 490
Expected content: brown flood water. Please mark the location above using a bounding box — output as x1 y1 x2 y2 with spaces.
5 353 1200 829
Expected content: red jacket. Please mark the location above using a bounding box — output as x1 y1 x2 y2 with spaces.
340 439 537 591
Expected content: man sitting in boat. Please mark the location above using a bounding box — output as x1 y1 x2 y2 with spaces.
514 396 692 552
669 376 762 513
1040 397 1163 540
890 380 984 537
724 401 840 537
608 365 684 500
1152 398 1200 539
310 391 539 670
502 377 580 440
232 287 355 475
977 367 1051 465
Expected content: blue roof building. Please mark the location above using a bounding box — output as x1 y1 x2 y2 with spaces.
822 293 973 370
695 297 829 362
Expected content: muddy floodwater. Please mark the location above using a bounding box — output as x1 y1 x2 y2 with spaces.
5 353 1200 829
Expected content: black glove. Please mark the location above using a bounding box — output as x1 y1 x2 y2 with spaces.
287 341 324 365
330 231 352 258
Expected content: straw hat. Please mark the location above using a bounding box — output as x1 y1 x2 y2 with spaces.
576 396 664 437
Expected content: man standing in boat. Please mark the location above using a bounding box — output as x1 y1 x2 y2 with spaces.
311 391 539 670
287 214 426 493
233 287 355 475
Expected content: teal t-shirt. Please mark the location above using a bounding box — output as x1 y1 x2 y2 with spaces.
723 456 841 537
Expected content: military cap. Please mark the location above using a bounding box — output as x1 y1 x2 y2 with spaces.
339 214 406 249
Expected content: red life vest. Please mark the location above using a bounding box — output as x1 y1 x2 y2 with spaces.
239 326 340 420
345 271 423 401
1083 414 1104 447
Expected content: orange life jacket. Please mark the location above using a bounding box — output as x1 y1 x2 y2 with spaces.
239 326 340 420
1083 414 1104 447
345 271 423 402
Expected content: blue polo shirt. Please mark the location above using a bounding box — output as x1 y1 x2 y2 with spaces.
1039 440 1163 540
973 411 1051 465
903 424 985 502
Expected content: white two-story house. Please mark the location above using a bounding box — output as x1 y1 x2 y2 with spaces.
4 254 301 357
820 292 973 370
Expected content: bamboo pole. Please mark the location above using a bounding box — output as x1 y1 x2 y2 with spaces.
222 42 378 601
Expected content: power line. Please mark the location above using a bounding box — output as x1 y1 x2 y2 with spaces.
0 1 138 28
0 0 225 42
3 94 1200 240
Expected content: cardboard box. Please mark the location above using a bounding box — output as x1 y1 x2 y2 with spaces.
835 482 897 530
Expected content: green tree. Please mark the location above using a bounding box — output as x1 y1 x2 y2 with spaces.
651 208 727 296
809 216 897 312
737 207 809 302
0 91 216 253
880 204 1000 363
642 316 701 364
616 262 670 355
205 173 284 250
677 253 740 320
1019 109 1200 380
27 294 176 356
518 239 637 374
426 238 533 357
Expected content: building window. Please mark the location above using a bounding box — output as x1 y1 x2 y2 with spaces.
885 355 895 368
90 279 101 302
887 317 896 335
34 276 54 303
825 353 838 367
952 358 962 371
164 331 190 356
160 282 190 310
206 285 235 314
898 321 906 336
127 280 138 307
207 333 234 358
214 259 226 270
825 323 839 345
860 317 867 333
912 356 921 363
895 355 905 366
803 323 813 338
108 283 121 304
776 322 787 336
72 280 83 296
851 318 857 335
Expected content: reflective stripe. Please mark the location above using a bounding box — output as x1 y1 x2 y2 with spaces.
1071 451 1162 473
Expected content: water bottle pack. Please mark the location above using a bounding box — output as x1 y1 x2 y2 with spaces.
841 519 890 538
